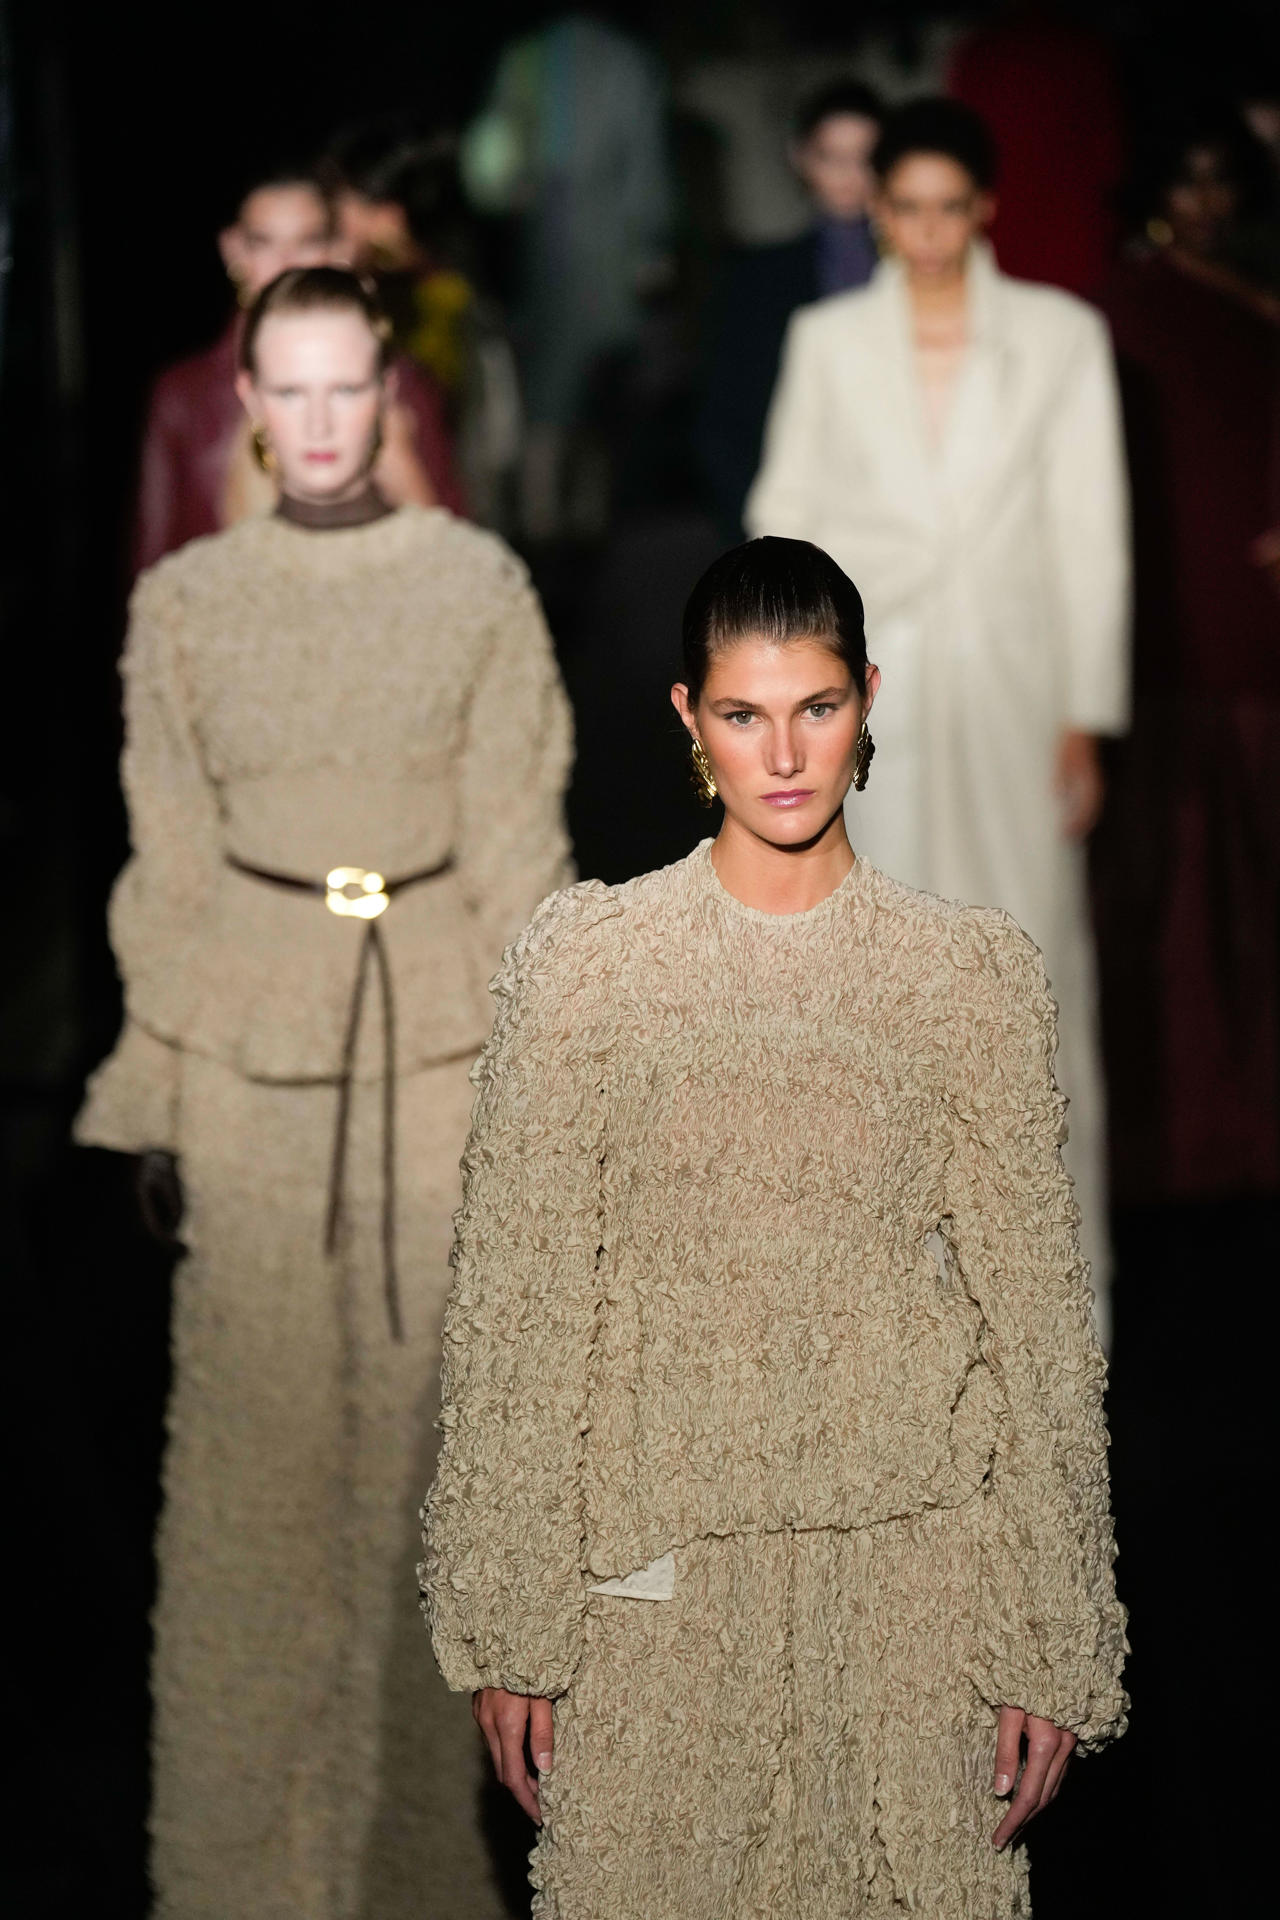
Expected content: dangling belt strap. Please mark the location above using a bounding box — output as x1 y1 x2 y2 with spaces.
225 852 455 1341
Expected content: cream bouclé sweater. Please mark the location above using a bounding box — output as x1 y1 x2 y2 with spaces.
423 843 1128 1750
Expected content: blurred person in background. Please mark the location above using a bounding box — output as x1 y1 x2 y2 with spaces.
132 159 463 575
325 119 522 531
461 12 672 542
1095 107 1280 1207
697 79 884 543
77 268 572 1918
748 99 1129 1342
947 0 1126 297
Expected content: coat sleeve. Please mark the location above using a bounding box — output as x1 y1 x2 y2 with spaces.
75 566 221 1152
743 307 827 541
941 914 1128 1750
421 887 613 1696
131 376 185 578
455 550 575 972
1042 308 1132 735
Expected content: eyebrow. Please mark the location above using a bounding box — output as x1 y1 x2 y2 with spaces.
708 685 848 711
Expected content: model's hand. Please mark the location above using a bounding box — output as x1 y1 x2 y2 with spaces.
136 1149 185 1247
991 1705 1076 1849
1054 729 1104 840
473 1687 554 1825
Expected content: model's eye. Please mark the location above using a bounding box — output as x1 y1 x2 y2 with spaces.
725 710 755 727
806 703 834 719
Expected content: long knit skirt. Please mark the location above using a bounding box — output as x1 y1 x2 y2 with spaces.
532 1509 1031 1920
149 1051 512 1920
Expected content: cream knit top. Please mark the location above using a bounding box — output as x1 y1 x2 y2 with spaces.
423 844 1127 1749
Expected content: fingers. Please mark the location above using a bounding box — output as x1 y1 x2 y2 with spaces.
473 1689 545 1825
992 1705 1024 1798
529 1695 554 1776
992 1715 1074 1851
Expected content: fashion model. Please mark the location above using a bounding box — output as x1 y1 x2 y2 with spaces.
746 99 1131 1343
78 268 572 1918
423 537 1126 1918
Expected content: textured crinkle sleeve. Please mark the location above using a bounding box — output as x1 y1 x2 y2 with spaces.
942 915 1128 1750
74 564 221 1154
421 883 614 1697
455 546 575 973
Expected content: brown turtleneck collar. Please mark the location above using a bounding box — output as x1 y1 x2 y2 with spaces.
275 484 395 532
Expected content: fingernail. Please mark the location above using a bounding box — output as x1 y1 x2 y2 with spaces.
994 1773 1012 1794
535 1754 552 1772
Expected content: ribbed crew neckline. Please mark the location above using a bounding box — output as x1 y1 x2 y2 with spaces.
693 837 865 925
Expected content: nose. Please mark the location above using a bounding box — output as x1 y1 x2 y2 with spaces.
764 720 801 779
306 387 331 442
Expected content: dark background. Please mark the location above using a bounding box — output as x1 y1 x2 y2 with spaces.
3 4 1274 1914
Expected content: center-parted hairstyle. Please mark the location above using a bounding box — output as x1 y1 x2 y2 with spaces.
239 266 396 377
681 537 868 702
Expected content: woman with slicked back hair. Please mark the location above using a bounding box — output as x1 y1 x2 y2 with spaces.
80 267 572 1919
424 537 1125 1918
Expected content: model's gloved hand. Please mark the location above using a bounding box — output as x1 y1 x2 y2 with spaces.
136 1149 186 1247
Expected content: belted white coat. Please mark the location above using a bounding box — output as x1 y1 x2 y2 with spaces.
746 242 1130 1328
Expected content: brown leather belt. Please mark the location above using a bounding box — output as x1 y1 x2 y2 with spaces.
226 852 455 1342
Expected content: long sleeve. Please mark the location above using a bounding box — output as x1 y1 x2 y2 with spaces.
942 916 1128 1749
455 554 574 971
132 379 186 577
422 886 614 1696
75 566 221 1151
1043 308 1131 734
744 307 827 542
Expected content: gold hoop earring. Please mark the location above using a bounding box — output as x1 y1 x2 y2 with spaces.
852 721 875 793
251 424 277 476
689 737 718 807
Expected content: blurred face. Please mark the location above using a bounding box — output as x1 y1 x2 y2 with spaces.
334 189 412 271
672 636 880 849
219 185 333 300
1164 145 1240 259
875 153 994 281
235 308 387 504
793 112 880 221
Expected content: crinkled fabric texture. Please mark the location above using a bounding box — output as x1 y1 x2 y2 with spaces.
78 505 573 1137
150 1055 515 1920
536 1513 1029 1919
424 844 1127 1914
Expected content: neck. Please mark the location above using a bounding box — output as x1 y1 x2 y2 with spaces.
906 258 969 314
710 810 855 915
275 482 394 532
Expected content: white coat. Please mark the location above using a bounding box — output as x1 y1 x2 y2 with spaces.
746 241 1130 1332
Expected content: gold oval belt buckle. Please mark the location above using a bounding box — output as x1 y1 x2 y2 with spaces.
325 866 390 919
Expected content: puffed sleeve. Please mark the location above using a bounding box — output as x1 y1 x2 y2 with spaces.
421 885 614 1697
455 552 574 972
75 565 221 1152
941 915 1128 1750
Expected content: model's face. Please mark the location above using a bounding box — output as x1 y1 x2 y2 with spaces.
875 154 993 280
236 309 386 504
793 113 880 221
334 190 412 271
672 636 880 849
219 186 333 299
1164 145 1240 259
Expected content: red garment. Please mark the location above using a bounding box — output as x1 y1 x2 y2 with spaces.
949 15 1125 297
1094 254 1280 1201
132 317 465 576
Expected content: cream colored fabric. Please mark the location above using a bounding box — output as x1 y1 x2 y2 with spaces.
423 844 1127 1916
587 1550 676 1601
745 242 1130 1340
77 505 573 1918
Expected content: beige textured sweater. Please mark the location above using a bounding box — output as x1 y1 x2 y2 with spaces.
79 506 573 1150
423 844 1127 1749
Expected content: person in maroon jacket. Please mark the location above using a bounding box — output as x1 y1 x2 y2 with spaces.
132 160 465 574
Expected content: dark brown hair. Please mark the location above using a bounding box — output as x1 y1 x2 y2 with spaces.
681 538 868 703
239 266 395 377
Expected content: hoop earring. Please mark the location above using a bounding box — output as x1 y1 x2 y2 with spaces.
251 424 277 476
852 721 875 793
689 737 718 808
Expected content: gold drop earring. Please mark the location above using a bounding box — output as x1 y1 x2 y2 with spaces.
852 721 875 792
251 423 278 476
689 737 718 807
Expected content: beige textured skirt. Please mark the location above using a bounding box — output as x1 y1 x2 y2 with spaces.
533 1507 1030 1919
148 1050 515 1920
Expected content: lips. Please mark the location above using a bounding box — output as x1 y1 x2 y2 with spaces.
761 789 815 806
304 451 339 462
